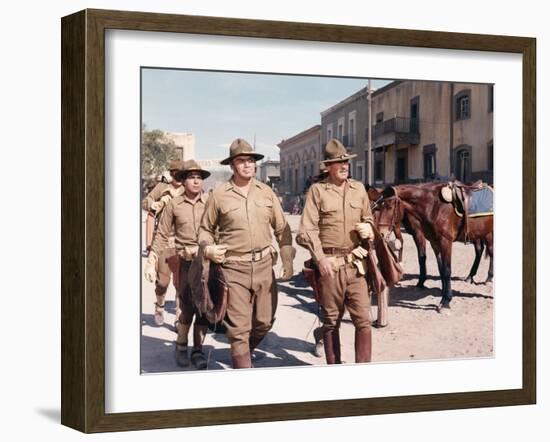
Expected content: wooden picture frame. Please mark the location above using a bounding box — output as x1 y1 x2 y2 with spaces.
61 8 536 433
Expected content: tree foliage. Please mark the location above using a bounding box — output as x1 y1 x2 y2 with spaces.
141 127 179 180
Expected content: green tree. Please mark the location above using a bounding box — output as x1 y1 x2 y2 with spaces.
141 127 179 180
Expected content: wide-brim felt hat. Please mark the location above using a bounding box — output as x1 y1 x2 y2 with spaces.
175 159 211 180
220 138 264 165
168 159 185 171
320 138 357 164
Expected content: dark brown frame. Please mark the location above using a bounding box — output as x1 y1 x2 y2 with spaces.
61 9 536 433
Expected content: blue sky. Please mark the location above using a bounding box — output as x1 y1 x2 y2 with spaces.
142 68 390 160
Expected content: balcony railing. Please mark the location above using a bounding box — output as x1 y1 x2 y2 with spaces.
365 117 419 140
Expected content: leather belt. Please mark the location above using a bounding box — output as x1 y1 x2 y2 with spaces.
225 246 272 262
322 247 353 256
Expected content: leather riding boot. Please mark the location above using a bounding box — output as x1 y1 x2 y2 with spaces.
248 335 263 353
323 329 342 364
355 327 372 363
175 344 190 367
175 324 191 367
231 352 252 369
192 324 208 351
332 328 342 364
191 324 208 369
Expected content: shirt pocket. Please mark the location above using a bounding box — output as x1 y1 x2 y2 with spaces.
319 200 340 226
348 199 364 223
254 199 273 223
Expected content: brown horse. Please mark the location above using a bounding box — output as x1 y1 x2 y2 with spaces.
366 186 404 262
376 183 493 311
371 184 492 287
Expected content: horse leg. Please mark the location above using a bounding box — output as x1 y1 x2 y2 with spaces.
434 239 453 312
413 232 427 288
463 240 484 284
394 226 404 263
485 233 494 283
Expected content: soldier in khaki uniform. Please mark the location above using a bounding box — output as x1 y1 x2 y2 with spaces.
145 160 211 369
142 159 185 326
297 139 375 364
198 138 295 369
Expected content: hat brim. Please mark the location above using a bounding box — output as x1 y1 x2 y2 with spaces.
320 153 357 164
220 152 264 165
175 169 211 181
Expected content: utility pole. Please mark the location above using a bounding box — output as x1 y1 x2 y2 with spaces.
367 79 373 186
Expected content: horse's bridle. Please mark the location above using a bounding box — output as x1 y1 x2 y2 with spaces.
372 194 401 240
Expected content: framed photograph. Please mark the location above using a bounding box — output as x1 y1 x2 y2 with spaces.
61 9 536 433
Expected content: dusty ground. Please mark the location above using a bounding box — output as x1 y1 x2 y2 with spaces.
141 213 493 373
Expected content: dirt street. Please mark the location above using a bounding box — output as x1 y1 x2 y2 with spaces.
141 213 493 373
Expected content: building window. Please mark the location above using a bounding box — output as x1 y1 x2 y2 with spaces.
348 111 356 147
423 144 437 179
337 117 344 142
356 164 363 181
455 90 471 120
327 123 333 142
374 151 385 183
452 145 472 182
488 85 494 113
376 112 384 124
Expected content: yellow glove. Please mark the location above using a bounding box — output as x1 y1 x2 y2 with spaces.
355 222 374 240
204 244 228 264
150 201 164 213
351 245 369 259
144 252 158 283
160 194 172 205
278 245 296 281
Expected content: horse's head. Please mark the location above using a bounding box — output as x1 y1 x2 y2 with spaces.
375 186 401 237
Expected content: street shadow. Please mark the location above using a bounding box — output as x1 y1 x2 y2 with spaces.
250 331 314 368
387 284 494 312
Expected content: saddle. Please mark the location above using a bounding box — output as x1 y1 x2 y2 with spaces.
440 180 493 242
188 247 228 325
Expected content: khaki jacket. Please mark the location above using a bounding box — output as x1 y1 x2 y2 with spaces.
151 192 208 256
198 178 292 253
297 178 374 262
141 182 170 211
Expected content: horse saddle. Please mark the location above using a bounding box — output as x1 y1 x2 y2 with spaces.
188 247 228 325
440 180 494 242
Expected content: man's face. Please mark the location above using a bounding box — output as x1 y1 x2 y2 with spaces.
231 155 256 180
183 172 203 194
169 170 183 187
326 160 349 182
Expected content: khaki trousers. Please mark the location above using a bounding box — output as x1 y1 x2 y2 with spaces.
155 247 176 296
222 254 277 356
318 263 371 332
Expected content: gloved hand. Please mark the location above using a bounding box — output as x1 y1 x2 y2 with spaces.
183 245 199 260
278 245 296 281
144 252 158 283
204 244 228 264
150 201 164 213
160 194 172 205
355 222 374 240
351 245 369 259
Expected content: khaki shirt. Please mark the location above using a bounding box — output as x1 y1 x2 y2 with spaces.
198 178 292 253
142 182 184 249
151 192 208 256
297 178 374 262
